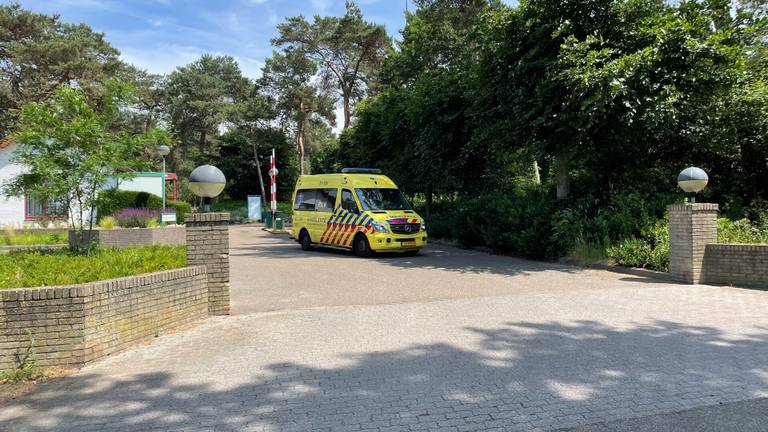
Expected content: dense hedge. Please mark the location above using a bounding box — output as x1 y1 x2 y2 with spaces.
422 187 672 260
424 187 768 269
96 189 191 223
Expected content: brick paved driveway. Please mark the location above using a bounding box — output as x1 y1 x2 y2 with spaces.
1 227 768 432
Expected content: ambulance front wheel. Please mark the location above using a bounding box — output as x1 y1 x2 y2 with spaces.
353 234 373 258
299 229 313 251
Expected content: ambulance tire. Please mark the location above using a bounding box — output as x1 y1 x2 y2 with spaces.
353 234 373 258
299 229 313 251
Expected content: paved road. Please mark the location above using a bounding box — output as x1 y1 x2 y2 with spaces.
1 227 768 432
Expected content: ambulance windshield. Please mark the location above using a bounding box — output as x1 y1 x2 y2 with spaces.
355 188 412 211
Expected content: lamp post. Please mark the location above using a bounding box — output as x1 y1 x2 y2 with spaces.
158 145 171 225
158 145 171 210
677 166 708 203
189 165 226 212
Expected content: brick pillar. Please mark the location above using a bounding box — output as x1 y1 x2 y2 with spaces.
185 213 230 315
667 203 718 284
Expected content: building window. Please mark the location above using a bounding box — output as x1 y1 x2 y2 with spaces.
24 195 67 220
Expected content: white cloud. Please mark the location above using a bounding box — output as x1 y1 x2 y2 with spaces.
310 0 333 14
120 43 205 74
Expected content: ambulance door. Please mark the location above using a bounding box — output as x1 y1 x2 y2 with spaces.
312 188 338 241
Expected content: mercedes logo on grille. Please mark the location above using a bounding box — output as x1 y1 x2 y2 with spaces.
404 225 413 233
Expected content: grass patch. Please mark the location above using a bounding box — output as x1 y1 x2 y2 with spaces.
0 245 186 289
1 230 67 246
567 240 610 264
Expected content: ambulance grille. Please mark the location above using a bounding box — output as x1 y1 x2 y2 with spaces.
390 223 421 234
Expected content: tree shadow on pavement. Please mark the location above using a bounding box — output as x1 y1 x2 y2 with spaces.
2 320 768 432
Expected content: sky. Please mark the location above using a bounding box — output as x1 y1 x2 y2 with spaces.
11 0 513 129
13 0 432 79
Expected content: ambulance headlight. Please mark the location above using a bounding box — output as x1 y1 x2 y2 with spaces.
371 221 389 233
420 222 426 231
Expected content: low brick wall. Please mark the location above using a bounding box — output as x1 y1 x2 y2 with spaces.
0 266 207 370
69 226 185 249
703 244 768 288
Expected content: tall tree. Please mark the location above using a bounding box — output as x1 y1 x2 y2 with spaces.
260 49 335 175
273 1 391 129
164 54 251 174
0 3 123 138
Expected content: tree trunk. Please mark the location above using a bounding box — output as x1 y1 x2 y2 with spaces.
555 152 570 200
199 130 206 152
342 92 351 129
298 100 307 175
252 141 267 207
533 159 541 185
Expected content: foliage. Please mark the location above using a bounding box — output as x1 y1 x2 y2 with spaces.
0 229 66 245
0 361 44 383
113 208 159 228
273 1 391 129
215 129 298 201
0 330 42 383
336 0 767 259
95 189 190 223
98 216 116 230
1 84 165 248
164 54 252 176
0 3 124 138
607 220 670 272
96 189 162 220
0 245 186 289
166 200 191 223
717 217 768 244
259 49 335 175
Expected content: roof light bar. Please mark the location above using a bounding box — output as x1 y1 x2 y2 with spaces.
341 168 382 174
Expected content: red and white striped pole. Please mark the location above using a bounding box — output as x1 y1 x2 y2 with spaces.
268 148 278 223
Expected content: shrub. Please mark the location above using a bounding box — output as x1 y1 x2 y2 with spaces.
96 189 192 223
607 219 669 272
114 208 158 228
166 200 191 223
449 187 566 259
98 216 117 229
718 218 768 244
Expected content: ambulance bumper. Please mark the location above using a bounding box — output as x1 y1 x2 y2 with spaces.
369 232 428 252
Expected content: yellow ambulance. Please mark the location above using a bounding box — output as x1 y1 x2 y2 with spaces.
291 168 427 256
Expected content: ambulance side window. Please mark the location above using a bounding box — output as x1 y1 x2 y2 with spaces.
341 189 359 213
315 188 338 213
294 189 317 211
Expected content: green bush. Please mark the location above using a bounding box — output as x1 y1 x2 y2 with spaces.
0 245 186 289
98 216 117 229
166 199 192 223
717 218 768 244
96 189 191 223
448 187 566 259
607 219 669 271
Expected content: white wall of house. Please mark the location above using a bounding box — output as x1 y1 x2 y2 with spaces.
0 146 165 227
108 174 164 198
0 143 27 227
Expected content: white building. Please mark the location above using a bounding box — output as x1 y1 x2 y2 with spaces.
0 139 178 227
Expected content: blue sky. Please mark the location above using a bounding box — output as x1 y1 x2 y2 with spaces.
12 0 485 79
